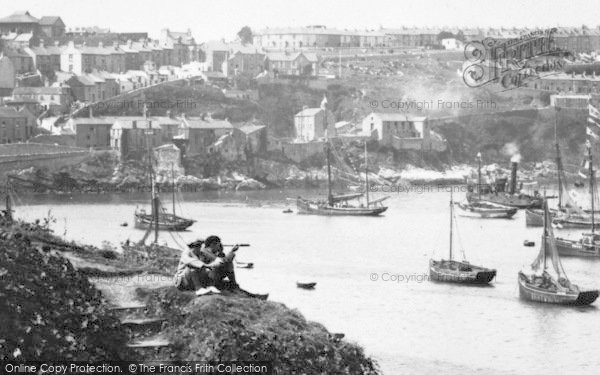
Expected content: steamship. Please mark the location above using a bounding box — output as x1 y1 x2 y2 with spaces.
466 158 543 209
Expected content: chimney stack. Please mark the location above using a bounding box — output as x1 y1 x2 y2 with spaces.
510 162 518 195
89 106 93 118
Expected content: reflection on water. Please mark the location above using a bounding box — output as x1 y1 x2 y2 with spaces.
13 188 600 375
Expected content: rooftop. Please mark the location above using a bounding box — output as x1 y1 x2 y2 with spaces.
38 16 63 26
239 124 266 134
0 11 39 24
367 112 428 122
13 86 69 95
183 117 233 129
0 106 28 118
295 108 324 117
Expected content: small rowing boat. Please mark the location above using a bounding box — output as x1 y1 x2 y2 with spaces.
296 282 317 289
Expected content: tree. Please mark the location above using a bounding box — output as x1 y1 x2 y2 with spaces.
237 26 253 45
456 30 465 42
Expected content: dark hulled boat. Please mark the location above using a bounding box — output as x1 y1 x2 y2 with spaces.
466 153 543 209
134 210 195 231
429 260 497 284
526 129 596 228
135 160 194 232
296 138 388 216
429 190 497 285
552 140 600 257
518 200 599 305
296 196 388 216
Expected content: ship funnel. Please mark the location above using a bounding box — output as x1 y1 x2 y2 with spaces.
510 162 518 195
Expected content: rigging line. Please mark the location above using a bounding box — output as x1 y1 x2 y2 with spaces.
170 228 189 249
167 230 185 250
10 188 26 209
452 208 467 261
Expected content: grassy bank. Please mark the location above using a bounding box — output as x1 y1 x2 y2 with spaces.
0 217 381 373
135 287 380 374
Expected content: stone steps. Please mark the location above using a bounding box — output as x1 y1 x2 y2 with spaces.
127 335 171 348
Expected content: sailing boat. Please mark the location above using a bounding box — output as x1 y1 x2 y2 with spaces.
517 199 598 305
134 135 195 231
296 140 388 216
456 153 517 218
525 124 595 228
554 140 600 257
466 153 543 209
429 190 497 284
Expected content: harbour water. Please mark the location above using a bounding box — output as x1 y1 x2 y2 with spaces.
14 188 600 375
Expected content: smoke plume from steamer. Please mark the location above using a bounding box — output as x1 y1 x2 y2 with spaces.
502 142 522 163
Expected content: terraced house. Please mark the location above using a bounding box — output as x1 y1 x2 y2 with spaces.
24 40 63 73
0 106 35 143
266 51 318 76
60 41 126 75
11 85 72 113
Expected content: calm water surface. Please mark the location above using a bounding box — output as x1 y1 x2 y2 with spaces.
13 188 600 375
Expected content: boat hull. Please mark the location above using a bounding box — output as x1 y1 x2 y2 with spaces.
456 202 517 219
517 272 598 305
555 237 600 258
429 260 496 284
525 209 545 227
296 198 387 216
526 209 595 228
134 212 195 231
467 192 543 209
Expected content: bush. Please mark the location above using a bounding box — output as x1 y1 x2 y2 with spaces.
142 288 380 374
0 235 130 360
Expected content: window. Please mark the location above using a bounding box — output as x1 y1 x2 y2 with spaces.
69 54 73 62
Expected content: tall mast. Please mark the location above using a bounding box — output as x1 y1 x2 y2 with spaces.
555 117 563 209
477 152 482 199
171 162 176 216
364 141 369 207
543 199 547 271
449 189 453 261
589 142 595 233
326 141 333 206
145 118 159 244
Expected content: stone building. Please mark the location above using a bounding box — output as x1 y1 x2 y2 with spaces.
294 107 335 142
